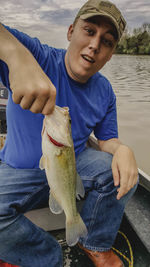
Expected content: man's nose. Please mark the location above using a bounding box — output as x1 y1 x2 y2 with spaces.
88 36 100 53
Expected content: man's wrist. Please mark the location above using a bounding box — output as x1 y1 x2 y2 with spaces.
98 138 122 155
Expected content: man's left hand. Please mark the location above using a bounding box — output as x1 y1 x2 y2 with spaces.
111 144 138 200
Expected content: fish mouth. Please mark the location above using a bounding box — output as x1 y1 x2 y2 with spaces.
47 133 64 147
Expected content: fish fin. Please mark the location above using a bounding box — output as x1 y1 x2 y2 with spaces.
49 193 63 214
76 173 85 200
66 213 88 247
39 155 46 170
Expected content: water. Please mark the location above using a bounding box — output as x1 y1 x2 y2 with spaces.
101 54 150 175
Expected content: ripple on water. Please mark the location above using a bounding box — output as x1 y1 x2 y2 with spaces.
101 54 150 175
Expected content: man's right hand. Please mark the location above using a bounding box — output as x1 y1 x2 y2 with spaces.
9 55 56 115
0 23 56 115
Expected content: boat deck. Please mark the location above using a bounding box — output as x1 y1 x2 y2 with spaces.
50 212 150 267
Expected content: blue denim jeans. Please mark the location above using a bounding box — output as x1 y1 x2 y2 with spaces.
0 148 137 266
76 148 138 251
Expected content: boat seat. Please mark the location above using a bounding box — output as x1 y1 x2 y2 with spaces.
25 201 84 231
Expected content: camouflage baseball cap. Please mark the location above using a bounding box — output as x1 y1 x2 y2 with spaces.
74 0 126 40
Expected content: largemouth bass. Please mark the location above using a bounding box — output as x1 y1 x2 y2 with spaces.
40 105 87 246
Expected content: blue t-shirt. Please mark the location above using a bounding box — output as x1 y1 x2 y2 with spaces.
0 26 118 168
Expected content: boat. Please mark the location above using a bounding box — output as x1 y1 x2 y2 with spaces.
0 82 7 147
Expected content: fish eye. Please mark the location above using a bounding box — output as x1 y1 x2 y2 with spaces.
69 119 72 124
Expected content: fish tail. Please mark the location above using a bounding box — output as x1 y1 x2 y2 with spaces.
66 213 88 247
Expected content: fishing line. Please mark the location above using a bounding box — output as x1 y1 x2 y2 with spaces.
112 230 134 267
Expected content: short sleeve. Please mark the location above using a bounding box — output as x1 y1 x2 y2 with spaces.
94 86 118 140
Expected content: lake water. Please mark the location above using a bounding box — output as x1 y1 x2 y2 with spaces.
101 54 150 175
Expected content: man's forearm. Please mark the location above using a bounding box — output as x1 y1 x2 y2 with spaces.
0 23 20 64
98 138 123 155
0 23 33 69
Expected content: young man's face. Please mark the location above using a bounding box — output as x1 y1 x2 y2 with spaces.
65 16 118 83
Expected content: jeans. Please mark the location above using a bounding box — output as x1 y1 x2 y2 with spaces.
76 148 138 251
0 148 138 266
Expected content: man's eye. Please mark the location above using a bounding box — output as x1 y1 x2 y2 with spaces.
85 28 94 36
102 38 113 47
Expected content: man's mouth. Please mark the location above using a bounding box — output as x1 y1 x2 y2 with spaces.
82 55 95 63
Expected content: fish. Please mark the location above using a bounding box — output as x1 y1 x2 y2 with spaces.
40 105 87 246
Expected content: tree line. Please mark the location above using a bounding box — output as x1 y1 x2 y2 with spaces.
115 23 150 55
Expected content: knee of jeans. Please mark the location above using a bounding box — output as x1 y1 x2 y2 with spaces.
94 169 115 194
118 182 138 206
0 204 18 232
92 153 113 193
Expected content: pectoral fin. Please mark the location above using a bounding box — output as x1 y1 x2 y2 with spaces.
49 193 63 214
76 173 85 200
39 155 46 170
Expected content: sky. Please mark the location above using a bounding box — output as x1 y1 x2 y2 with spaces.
0 0 150 48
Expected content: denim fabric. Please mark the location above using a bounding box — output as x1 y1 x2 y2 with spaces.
76 148 138 251
0 148 138 266
0 162 62 267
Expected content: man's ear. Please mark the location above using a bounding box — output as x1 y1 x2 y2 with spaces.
67 24 74 41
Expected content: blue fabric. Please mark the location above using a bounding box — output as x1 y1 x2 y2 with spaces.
76 148 138 251
0 150 137 266
0 26 118 168
0 161 62 267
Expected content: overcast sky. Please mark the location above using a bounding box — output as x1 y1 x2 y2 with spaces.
0 0 150 48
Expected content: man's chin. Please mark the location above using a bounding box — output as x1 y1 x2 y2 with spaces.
71 69 92 83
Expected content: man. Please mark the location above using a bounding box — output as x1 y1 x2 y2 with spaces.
0 0 138 266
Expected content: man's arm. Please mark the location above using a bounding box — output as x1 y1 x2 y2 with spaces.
0 23 56 115
98 138 138 200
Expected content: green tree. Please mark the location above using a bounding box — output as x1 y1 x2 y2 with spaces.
115 23 150 55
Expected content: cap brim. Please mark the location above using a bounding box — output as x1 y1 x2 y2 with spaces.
80 12 120 40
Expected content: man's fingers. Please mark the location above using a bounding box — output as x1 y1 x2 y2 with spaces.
127 172 138 191
117 174 138 200
116 176 133 200
116 186 127 200
19 95 35 110
116 190 122 200
13 84 56 114
112 163 120 187
12 90 23 104
29 96 47 113
11 72 56 114
41 99 55 115
15 95 55 114
42 86 56 115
